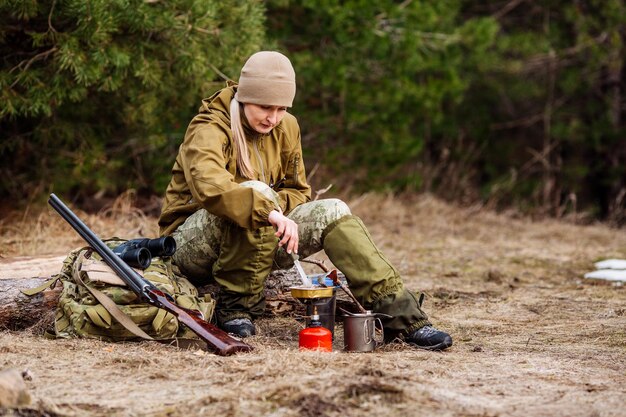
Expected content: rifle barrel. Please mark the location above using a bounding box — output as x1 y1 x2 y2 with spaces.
48 193 150 296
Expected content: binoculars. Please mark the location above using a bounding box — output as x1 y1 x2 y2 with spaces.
112 236 176 269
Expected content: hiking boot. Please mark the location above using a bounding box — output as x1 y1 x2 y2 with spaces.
221 318 256 338
406 325 453 351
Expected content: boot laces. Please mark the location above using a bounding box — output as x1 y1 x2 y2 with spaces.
416 325 438 337
227 318 252 326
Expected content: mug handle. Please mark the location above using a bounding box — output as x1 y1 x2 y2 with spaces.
363 319 373 344
373 317 384 346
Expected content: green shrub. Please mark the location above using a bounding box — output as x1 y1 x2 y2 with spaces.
0 0 266 200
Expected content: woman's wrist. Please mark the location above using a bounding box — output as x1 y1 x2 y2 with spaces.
268 209 282 224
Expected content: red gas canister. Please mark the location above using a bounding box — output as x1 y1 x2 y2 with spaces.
299 315 332 352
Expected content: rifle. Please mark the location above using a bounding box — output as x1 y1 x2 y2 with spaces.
48 193 253 356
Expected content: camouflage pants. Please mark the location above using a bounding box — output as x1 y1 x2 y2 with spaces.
171 181 351 281
171 181 351 324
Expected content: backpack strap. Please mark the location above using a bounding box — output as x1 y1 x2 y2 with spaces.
20 277 61 296
73 252 154 341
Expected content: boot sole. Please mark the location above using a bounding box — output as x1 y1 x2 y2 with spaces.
407 337 453 351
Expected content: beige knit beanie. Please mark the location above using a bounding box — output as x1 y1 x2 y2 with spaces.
235 51 296 107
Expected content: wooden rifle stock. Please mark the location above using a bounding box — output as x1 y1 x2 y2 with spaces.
48 193 253 356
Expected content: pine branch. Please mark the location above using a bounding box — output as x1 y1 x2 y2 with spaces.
9 47 58 88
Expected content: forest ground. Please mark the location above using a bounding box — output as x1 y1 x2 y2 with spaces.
1 193 625 417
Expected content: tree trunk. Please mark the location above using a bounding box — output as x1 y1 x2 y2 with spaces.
0 277 61 330
0 257 356 330
0 255 66 330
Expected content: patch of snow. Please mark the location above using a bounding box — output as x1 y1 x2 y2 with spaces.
594 259 626 270
584 269 626 282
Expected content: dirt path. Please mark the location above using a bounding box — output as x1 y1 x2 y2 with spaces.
1 194 625 417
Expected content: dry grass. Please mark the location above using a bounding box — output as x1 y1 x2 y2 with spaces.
1 192 626 417
0 191 159 258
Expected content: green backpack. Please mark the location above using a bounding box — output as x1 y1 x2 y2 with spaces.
51 239 214 342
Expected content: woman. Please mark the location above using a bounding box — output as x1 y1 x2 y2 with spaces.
158 51 452 350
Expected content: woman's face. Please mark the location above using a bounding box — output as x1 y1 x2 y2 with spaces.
243 103 288 134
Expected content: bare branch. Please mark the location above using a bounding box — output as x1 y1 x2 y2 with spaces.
313 184 333 201
48 0 57 33
300 258 330 273
9 47 58 88
209 63 231 81
492 0 526 21
305 162 320 183
519 32 609 73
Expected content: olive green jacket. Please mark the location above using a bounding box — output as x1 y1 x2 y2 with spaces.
158 85 311 235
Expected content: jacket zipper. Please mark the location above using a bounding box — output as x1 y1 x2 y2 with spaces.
293 154 300 182
253 139 266 183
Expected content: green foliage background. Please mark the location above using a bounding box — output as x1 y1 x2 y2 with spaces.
1 0 265 199
1 0 624 223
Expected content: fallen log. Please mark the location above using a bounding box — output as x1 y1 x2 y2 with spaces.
0 255 66 280
0 273 304 331
0 277 61 330
0 255 66 330
0 257 353 330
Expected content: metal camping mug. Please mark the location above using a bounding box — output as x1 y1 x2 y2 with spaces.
343 311 384 352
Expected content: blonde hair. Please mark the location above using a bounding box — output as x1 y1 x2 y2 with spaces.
230 98 255 179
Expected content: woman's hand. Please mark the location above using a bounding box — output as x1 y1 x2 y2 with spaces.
268 210 299 254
